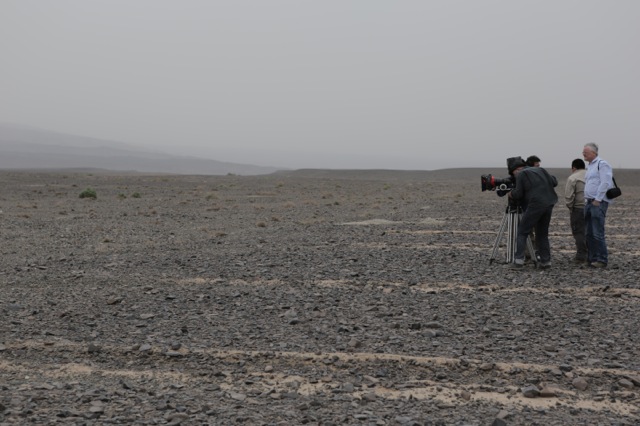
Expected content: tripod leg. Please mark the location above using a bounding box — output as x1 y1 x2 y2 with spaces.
490 212 509 264
507 211 518 264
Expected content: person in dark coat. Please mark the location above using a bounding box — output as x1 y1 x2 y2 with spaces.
507 157 558 268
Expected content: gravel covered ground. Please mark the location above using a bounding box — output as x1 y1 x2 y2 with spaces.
1 168 639 425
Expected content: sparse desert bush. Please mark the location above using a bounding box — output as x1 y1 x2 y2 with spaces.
79 188 97 199
118 194 127 199
131 192 141 198
256 221 267 227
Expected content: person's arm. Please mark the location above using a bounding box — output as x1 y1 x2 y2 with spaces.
596 161 613 202
565 176 575 209
509 173 525 200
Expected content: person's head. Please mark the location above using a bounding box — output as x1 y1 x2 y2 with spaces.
512 166 526 176
571 158 585 171
507 156 527 176
526 155 541 167
582 143 598 163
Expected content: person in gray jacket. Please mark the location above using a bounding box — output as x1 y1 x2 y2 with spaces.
508 157 558 269
565 158 587 263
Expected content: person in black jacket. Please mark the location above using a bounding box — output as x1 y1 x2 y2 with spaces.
526 155 541 167
524 155 541 254
507 157 558 269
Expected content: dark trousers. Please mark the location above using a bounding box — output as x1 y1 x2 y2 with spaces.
515 205 554 263
570 207 587 260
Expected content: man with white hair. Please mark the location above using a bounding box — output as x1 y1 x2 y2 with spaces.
582 142 614 268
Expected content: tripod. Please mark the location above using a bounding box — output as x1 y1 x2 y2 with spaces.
489 204 537 265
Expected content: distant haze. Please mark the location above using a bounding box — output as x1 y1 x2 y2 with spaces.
1 1 638 170
0 123 281 175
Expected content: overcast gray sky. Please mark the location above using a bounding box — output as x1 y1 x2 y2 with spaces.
1 1 638 170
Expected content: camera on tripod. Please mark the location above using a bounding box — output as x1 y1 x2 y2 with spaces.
484 156 537 265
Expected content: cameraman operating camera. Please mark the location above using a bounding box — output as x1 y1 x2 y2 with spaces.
507 156 558 269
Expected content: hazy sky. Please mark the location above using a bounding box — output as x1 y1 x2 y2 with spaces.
2 1 639 170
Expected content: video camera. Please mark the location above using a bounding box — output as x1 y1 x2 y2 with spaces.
480 156 526 197
481 174 514 197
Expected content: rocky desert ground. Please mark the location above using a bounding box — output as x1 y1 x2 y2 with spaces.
1 168 639 425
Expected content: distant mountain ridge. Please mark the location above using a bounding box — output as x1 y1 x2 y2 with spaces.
0 123 282 175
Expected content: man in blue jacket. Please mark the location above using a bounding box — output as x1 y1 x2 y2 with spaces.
507 157 558 269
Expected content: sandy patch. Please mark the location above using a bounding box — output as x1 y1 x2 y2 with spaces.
2 345 638 418
339 219 401 225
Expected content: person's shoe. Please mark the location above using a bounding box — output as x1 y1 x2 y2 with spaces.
510 259 525 269
590 261 607 268
538 261 551 269
572 256 587 264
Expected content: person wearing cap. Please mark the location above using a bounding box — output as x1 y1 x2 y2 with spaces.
507 157 558 269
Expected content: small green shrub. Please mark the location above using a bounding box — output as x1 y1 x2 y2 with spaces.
131 192 141 198
79 188 97 199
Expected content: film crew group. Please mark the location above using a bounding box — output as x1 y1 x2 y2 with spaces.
482 143 620 269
